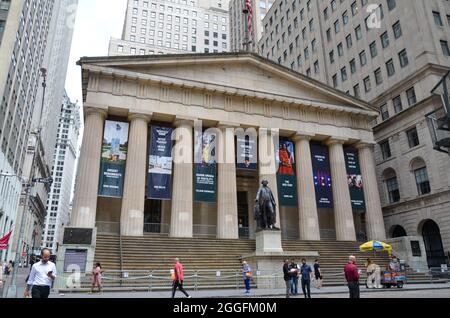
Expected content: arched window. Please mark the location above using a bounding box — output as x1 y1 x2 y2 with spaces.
392 225 407 238
410 158 431 196
383 168 400 203
421 220 446 268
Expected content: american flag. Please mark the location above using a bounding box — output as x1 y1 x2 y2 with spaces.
245 0 253 35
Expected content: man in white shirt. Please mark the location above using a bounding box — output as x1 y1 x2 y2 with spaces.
24 248 56 298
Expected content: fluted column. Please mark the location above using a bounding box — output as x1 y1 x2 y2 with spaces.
170 119 194 238
356 143 387 240
327 138 356 241
293 134 321 241
217 125 239 239
258 128 280 227
120 113 152 237
71 108 107 228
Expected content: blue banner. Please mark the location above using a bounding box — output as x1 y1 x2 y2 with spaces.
147 126 173 200
311 143 333 209
344 148 366 212
236 134 257 170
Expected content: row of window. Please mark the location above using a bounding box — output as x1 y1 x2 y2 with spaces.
379 125 420 163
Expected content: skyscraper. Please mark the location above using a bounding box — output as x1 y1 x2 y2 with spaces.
258 0 450 268
109 0 230 56
42 92 80 253
0 0 78 263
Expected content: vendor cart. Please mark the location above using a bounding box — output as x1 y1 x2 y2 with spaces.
381 269 407 288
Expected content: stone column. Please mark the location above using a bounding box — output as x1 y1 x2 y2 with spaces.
293 134 321 241
71 108 107 228
120 113 152 237
170 119 194 238
356 143 387 240
327 138 356 241
217 125 239 239
258 128 280 228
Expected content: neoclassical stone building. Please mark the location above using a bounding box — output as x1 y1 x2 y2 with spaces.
69 52 386 247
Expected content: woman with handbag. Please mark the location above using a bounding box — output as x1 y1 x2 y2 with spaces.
242 261 252 294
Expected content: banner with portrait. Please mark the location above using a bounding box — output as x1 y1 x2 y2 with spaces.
276 138 298 206
236 132 258 170
147 126 173 200
311 143 333 209
98 121 129 197
344 148 366 212
194 130 217 203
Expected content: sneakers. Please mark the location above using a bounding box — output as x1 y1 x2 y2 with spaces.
187 296 192 298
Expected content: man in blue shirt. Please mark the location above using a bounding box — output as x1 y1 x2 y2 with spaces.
300 259 313 298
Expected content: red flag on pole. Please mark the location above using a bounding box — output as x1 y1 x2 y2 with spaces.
245 0 253 35
0 231 12 250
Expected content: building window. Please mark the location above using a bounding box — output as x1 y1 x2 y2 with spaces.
355 25 362 40
399 49 409 68
393 21 402 39
433 11 443 27
360 50 367 66
364 76 371 92
386 177 400 203
407 127 420 148
381 104 389 121
375 68 382 85
350 59 356 74
441 40 450 56
414 167 431 195
380 140 392 160
393 96 403 113
354 84 360 98
386 59 395 76
381 31 389 48
370 41 377 58
406 87 417 106
341 67 347 81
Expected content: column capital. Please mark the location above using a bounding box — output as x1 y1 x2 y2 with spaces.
292 132 315 142
84 107 107 119
354 141 376 150
324 137 348 146
128 112 152 123
173 116 197 128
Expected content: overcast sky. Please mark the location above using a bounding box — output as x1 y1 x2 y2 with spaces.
65 0 128 104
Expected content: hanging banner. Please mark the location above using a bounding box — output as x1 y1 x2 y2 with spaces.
98 121 129 197
276 138 298 206
236 134 257 170
194 131 217 203
311 143 333 209
344 148 366 212
147 126 173 200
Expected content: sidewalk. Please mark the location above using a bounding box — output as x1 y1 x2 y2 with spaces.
50 282 450 298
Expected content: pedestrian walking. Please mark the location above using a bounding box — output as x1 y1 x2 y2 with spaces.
91 262 103 293
344 255 360 298
171 258 191 298
24 248 57 299
313 259 323 289
6 261 12 276
283 259 290 298
289 260 299 296
300 259 313 298
242 261 252 294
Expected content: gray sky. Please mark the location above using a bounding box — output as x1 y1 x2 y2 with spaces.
66 0 128 104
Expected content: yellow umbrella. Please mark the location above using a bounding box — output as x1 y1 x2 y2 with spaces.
359 240 393 255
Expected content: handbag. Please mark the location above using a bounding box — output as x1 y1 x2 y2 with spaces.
245 272 252 279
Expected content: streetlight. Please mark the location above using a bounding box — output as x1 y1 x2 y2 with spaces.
5 67 49 298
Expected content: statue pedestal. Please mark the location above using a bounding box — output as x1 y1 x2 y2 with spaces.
242 230 319 289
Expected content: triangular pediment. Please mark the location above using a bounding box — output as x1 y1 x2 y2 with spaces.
80 53 378 115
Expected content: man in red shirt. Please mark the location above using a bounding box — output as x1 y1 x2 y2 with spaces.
344 255 360 299
172 258 191 298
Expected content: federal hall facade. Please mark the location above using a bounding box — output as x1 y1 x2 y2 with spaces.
68 52 386 247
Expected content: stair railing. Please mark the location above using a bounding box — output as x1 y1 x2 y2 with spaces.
119 232 124 287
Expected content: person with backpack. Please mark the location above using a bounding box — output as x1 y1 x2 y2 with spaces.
242 261 252 294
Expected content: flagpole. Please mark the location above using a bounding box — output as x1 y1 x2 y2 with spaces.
243 8 250 52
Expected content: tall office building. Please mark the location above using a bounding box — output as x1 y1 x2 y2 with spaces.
229 0 274 52
42 93 80 253
109 0 230 56
0 0 78 263
259 0 450 268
